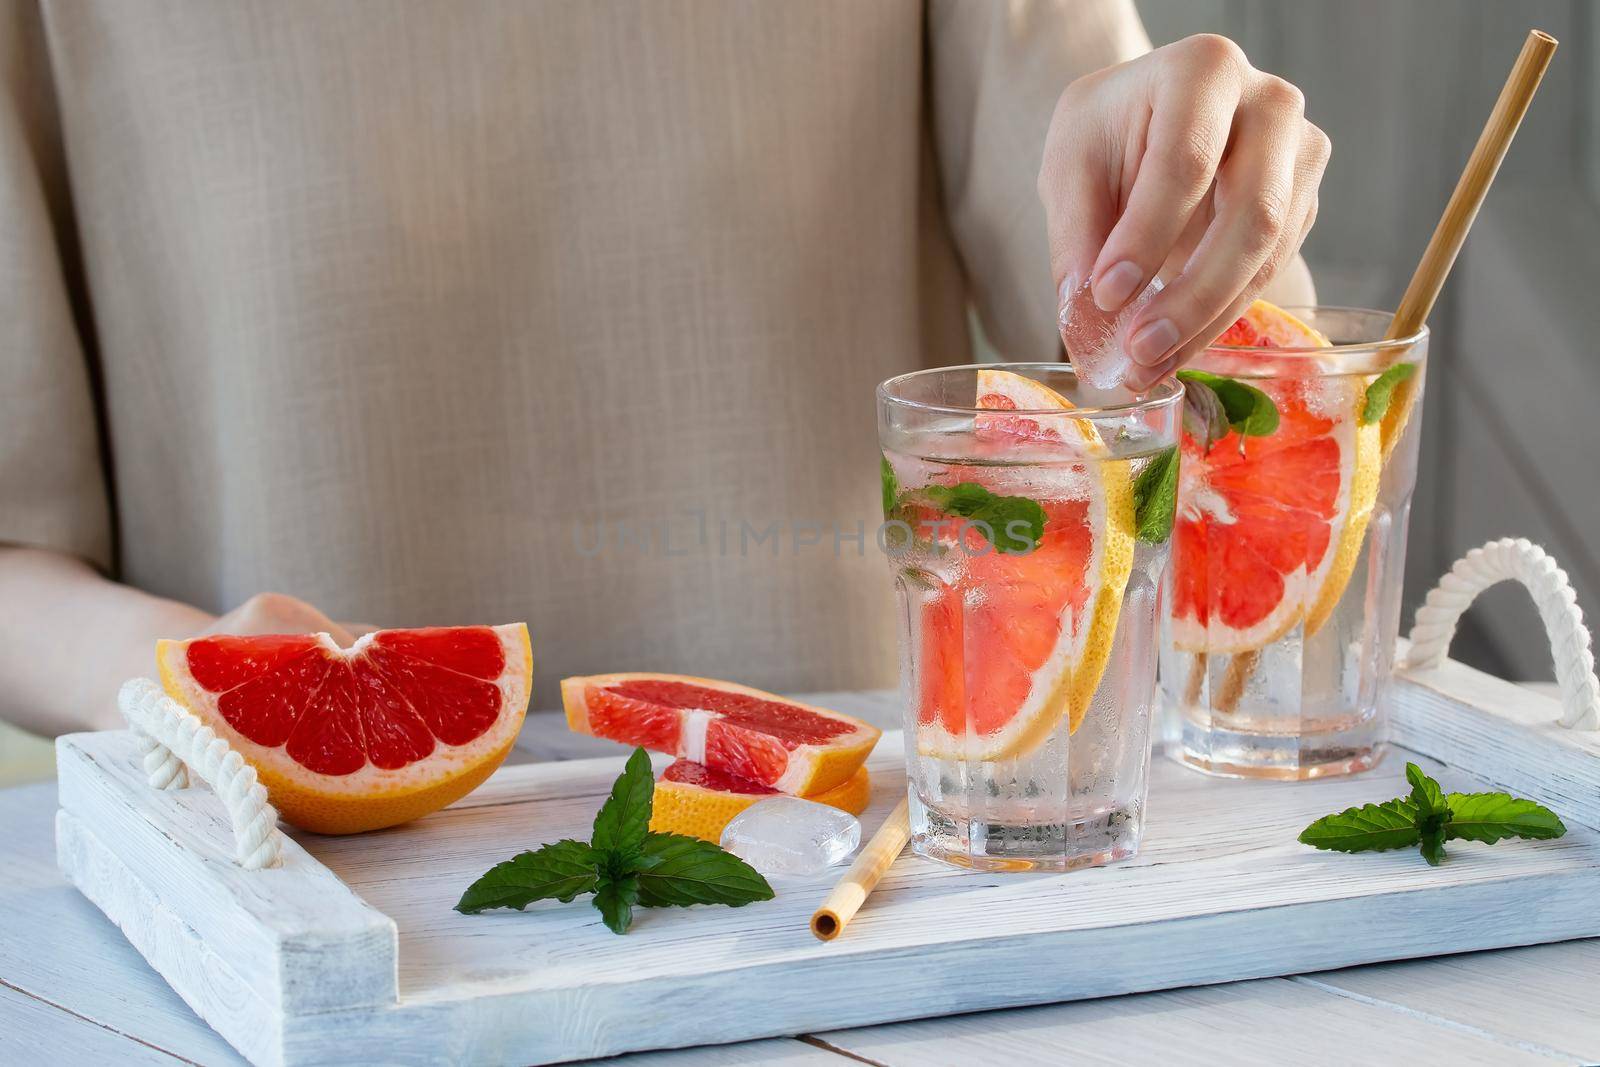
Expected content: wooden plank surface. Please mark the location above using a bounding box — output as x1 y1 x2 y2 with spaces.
316 736 1600 995
295 730 1600 1061
0 982 188 1066
1298 940 1600 1063
813 975 1573 1066
14 686 1600 1065
0 781 250 1066
53 733 399 1062
1390 662 1600 828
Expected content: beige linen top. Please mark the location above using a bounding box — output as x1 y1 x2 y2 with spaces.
1 0 1149 707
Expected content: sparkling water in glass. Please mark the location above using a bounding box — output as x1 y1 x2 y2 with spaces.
877 365 1182 871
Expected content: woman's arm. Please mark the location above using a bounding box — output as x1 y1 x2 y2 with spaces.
0 547 362 735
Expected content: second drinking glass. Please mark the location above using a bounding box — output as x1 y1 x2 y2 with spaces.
1159 306 1429 779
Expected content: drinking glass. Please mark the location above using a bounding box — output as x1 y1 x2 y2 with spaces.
1159 308 1429 779
878 364 1182 871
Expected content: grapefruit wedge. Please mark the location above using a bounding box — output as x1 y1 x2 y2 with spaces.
1171 301 1380 652
910 369 1135 760
649 759 871 842
561 673 880 794
158 624 532 834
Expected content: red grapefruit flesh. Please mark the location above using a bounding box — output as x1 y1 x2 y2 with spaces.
1171 300 1377 652
159 624 532 834
901 369 1135 761
561 673 880 794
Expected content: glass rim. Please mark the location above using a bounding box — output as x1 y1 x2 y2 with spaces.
1204 305 1429 357
877 363 1185 419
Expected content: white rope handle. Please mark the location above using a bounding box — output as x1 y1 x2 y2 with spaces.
118 678 284 869
1403 537 1600 731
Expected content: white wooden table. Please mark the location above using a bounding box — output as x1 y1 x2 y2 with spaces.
7 693 1600 1066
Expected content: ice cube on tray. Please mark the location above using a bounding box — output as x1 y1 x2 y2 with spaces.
720 796 861 877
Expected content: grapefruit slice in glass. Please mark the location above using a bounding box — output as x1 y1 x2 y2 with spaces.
560 673 881 794
158 623 532 834
648 759 871 843
1170 301 1381 653
910 368 1135 761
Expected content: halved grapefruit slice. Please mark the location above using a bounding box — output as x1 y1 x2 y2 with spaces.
911 369 1135 760
560 673 880 795
1171 301 1380 652
648 759 871 842
158 624 531 834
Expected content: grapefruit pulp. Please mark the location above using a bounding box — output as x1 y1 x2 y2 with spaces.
1170 301 1380 652
158 624 532 834
561 673 880 794
910 368 1135 760
649 759 871 843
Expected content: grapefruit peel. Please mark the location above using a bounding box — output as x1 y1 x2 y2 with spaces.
649 760 871 843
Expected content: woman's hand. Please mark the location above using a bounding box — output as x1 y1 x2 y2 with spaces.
201 592 375 648
1039 34 1330 389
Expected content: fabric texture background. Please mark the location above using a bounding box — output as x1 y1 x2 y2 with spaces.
0 0 1148 706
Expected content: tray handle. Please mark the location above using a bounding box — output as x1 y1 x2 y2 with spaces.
118 678 285 869
1403 537 1600 730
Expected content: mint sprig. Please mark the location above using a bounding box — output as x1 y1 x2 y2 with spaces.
1299 762 1565 866
456 748 774 932
892 482 1046 555
1361 362 1417 424
1132 446 1179 544
1176 368 1279 450
880 455 899 519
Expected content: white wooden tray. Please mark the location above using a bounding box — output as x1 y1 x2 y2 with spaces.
55 655 1600 1067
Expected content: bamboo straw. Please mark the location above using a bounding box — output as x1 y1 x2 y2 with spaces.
1213 29 1557 718
811 798 910 941
1385 29 1557 343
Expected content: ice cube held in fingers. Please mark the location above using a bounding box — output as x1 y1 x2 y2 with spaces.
1058 276 1162 390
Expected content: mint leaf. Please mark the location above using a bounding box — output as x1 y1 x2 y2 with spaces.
1445 792 1567 845
635 832 775 908
915 482 1046 554
454 840 598 913
590 747 654 864
1405 763 1449 819
1300 766 1567 866
1181 375 1229 450
1132 446 1179 544
1362 363 1417 424
1298 799 1421 853
593 874 640 934
1404 763 1450 865
1419 820 1448 866
459 748 779 934
880 455 898 519
1177 369 1279 439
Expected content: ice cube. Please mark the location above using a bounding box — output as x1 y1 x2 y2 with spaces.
719 796 861 877
1059 276 1162 390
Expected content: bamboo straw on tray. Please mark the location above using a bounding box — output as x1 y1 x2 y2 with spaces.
812 799 910 941
1213 28 1557 717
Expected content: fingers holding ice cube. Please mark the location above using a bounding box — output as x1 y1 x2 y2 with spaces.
1058 276 1163 392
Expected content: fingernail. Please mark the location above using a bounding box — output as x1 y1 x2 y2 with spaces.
1092 261 1142 312
1057 274 1078 328
1128 318 1180 366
